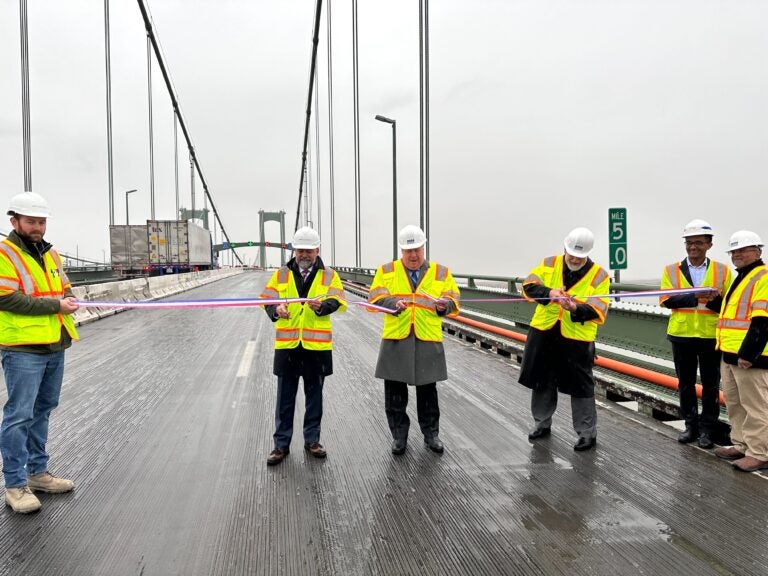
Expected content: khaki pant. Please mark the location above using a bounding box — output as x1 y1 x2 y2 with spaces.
721 362 768 460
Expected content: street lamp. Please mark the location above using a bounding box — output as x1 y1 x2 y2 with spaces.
375 115 397 260
125 189 138 226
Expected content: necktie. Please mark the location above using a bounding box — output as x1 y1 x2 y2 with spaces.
301 269 309 283
409 270 419 287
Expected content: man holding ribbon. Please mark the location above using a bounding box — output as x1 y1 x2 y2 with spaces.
0 192 79 514
368 225 460 456
714 230 768 472
260 227 346 466
518 227 610 451
659 219 730 449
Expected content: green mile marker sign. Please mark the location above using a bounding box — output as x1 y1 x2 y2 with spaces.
608 207 627 270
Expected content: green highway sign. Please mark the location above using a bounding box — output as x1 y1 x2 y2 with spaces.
608 207 627 270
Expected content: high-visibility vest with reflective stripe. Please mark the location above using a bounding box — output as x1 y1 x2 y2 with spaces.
524 255 610 342
660 259 731 338
0 239 78 345
716 265 768 356
260 266 346 351
368 260 460 342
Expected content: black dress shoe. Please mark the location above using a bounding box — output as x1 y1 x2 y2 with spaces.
698 433 714 449
391 439 407 455
677 428 698 444
424 436 444 454
574 437 596 451
266 448 289 466
528 427 551 440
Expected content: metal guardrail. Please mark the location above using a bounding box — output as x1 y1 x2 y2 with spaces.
336 266 672 364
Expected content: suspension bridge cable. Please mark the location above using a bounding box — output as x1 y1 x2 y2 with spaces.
292 0 324 235
19 0 32 191
352 0 361 266
135 0 242 264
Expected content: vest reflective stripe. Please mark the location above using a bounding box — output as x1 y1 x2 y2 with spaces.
524 272 544 286
0 240 78 345
527 255 609 342
50 250 71 288
661 260 730 338
0 277 20 293
0 242 37 294
717 267 768 356
263 264 346 351
369 260 461 341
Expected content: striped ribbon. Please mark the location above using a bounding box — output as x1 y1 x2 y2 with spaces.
74 297 397 314
422 286 715 304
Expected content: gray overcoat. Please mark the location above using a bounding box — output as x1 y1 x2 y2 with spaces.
373 294 456 386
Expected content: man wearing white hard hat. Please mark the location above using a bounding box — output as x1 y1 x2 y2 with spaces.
368 225 460 455
659 219 731 449
0 192 79 513
260 227 346 466
518 227 610 451
714 230 768 472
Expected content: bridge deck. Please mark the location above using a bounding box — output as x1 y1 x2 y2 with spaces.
1 272 765 576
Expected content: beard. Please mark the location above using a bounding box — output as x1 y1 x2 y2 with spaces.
564 259 584 272
297 256 314 270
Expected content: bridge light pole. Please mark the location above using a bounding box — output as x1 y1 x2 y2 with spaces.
125 189 138 226
375 115 397 260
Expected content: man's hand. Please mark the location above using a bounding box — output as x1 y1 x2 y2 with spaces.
434 299 447 313
698 288 721 304
276 303 291 319
549 288 577 311
395 300 410 311
307 298 322 312
59 297 79 315
737 358 753 369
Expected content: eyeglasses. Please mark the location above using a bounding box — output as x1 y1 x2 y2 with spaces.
684 240 707 247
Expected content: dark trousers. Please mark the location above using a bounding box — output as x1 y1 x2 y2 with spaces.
273 374 324 450
384 380 440 440
671 338 721 434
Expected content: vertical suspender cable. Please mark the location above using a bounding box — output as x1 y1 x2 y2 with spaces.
314 62 322 240
292 0 324 234
327 0 336 265
352 0 361 266
146 34 156 219
305 144 311 226
424 0 430 260
190 152 195 217
104 0 115 225
19 0 32 191
174 112 179 219
418 0 424 233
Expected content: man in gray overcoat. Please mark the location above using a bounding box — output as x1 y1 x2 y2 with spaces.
368 225 461 455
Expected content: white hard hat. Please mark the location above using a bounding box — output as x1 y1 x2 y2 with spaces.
682 219 714 238
292 226 321 249
726 230 764 253
7 191 51 218
398 225 427 250
563 227 594 258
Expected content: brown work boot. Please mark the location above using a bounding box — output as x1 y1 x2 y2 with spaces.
266 448 289 466
27 472 74 494
732 456 768 472
714 446 745 461
5 486 42 514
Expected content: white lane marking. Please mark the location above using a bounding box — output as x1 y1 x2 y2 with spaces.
237 341 257 378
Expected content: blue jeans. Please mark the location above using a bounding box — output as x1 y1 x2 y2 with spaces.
1 350 66 488
273 374 324 450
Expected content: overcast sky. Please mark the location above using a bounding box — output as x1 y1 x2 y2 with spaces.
1 0 766 281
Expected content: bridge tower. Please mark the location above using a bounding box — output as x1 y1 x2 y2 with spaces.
179 207 209 230
259 210 286 268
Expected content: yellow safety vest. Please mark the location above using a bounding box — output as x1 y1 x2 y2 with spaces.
368 260 460 341
0 239 78 346
660 259 731 338
260 266 346 351
524 255 610 342
716 265 768 357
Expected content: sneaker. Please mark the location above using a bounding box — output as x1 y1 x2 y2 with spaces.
5 486 42 514
27 472 74 494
